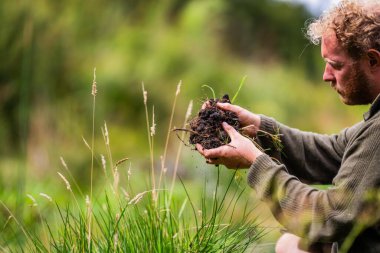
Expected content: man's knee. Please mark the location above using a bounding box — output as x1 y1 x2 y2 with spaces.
275 233 333 253
275 233 309 253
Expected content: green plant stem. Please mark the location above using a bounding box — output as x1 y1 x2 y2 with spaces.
231 75 247 103
202 84 216 100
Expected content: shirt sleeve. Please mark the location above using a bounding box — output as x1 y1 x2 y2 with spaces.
247 119 380 245
257 115 359 184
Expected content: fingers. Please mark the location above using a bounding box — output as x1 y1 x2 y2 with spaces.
222 122 239 141
201 101 211 110
196 144 220 159
196 123 239 157
240 124 256 137
216 102 231 111
217 102 242 112
196 144 215 164
203 148 222 159
195 144 205 156
196 143 224 159
203 101 240 112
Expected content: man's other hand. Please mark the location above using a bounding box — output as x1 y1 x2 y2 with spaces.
196 122 263 169
217 103 261 138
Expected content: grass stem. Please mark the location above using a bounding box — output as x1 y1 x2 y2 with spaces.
169 100 193 203
158 81 182 200
89 67 97 250
142 83 156 199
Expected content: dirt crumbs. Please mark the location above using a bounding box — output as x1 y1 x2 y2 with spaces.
189 94 240 149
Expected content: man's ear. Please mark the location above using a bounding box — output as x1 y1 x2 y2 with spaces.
367 49 380 69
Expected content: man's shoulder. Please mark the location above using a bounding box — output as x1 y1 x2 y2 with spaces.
342 116 380 147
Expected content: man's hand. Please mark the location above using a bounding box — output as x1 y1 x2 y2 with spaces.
202 102 261 138
196 122 263 169
217 103 261 137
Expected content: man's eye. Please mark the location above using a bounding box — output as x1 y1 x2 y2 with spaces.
330 62 343 70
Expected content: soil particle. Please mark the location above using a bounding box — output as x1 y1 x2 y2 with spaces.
189 94 240 149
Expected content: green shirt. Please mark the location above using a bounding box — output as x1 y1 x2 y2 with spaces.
248 95 380 252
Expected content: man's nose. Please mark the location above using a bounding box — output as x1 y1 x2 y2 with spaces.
323 65 335 82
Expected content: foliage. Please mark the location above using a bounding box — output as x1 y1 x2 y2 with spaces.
0 84 265 252
1 169 264 252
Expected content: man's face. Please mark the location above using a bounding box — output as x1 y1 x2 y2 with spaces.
321 32 374 105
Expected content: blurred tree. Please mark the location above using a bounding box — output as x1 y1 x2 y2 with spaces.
220 0 322 79
0 0 356 172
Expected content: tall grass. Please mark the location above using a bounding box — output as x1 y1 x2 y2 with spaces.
0 76 266 252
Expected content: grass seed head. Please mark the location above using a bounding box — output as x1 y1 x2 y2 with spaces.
60 156 68 170
113 233 119 250
92 67 97 96
101 154 106 172
150 106 156 136
128 191 147 205
142 83 148 105
58 172 71 191
185 100 193 121
176 80 182 96
39 193 52 202
82 136 91 150
86 195 91 206
104 122 109 145
27 194 37 206
121 187 130 200
127 164 132 181
115 157 129 167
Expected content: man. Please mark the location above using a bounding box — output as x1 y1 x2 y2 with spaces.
196 1 380 252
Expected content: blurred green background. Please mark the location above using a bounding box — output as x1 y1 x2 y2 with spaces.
0 0 368 250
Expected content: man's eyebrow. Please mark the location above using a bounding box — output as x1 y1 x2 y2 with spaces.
325 58 343 66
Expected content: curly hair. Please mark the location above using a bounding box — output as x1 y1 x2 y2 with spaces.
307 0 380 59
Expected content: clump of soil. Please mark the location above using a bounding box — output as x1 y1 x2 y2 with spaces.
189 94 240 149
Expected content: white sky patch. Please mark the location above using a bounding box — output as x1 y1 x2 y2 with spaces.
277 0 340 15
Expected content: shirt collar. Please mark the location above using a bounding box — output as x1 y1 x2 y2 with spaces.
363 93 380 121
